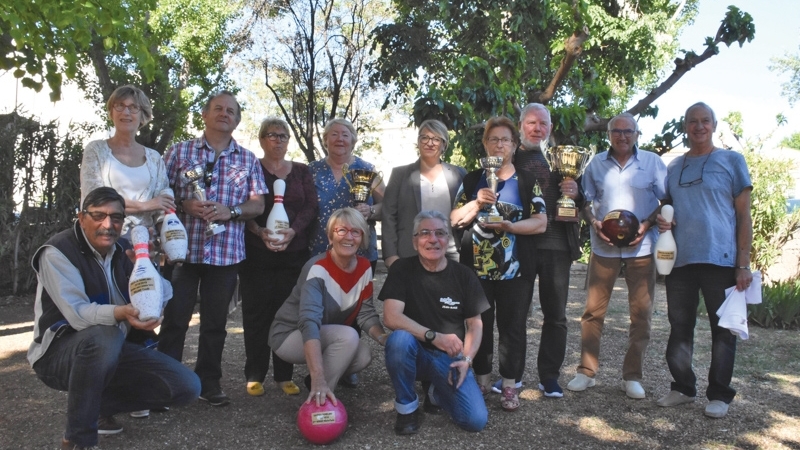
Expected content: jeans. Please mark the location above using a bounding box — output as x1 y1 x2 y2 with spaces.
578 254 655 380
33 325 200 448
474 277 533 380
384 330 487 432
158 262 239 392
665 264 737 403
527 248 572 382
239 251 303 383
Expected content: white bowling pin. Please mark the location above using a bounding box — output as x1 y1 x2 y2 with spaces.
160 209 188 263
129 226 163 321
266 179 290 238
654 205 677 275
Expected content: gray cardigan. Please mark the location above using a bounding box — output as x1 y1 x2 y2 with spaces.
381 160 465 261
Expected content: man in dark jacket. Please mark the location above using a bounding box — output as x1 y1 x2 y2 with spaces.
28 187 199 450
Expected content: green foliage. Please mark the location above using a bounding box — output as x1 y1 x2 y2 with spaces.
749 277 800 329
745 151 800 273
770 47 800 106
780 132 800 150
370 0 700 158
0 112 92 294
1 0 157 101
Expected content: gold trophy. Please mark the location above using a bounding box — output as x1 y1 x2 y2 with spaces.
183 165 226 237
342 163 383 204
542 144 594 222
477 156 504 224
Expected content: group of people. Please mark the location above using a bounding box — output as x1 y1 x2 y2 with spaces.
28 84 752 449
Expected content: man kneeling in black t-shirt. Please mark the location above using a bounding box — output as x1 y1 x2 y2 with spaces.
379 210 489 435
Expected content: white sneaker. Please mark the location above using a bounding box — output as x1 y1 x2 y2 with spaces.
129 409 150 418
704 400 729 418
623 381 645 399
656 390 695 407
566 373 596 392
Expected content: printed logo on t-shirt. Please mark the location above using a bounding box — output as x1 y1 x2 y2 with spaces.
440 297 460 310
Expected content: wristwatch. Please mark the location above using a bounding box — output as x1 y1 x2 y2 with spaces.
424 329 436 343
229 205 242 220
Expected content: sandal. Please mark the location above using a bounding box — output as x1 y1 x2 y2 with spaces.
501 386 520 411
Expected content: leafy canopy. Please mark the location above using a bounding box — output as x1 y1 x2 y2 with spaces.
1 0 157 101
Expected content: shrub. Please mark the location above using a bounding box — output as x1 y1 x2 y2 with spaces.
749 277 800 329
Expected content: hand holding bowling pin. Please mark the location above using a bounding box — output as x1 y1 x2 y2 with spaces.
265 179 292 251
654 205 677 275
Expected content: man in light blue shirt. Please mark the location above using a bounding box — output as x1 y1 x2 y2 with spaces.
567 113 667 399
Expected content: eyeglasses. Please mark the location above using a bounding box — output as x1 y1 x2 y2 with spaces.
266 132 290 142
334 227 364 237
113 103 141 114
83 210 125 224
610 129 637 137
419 135 443 145
486 137 514 146
678 152 712 187
414 228 448 239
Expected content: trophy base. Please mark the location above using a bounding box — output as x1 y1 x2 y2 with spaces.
205 223 226 237
555 206 580 222
478 212 503 224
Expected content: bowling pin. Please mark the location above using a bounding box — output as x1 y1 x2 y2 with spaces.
654 205 677 275
160 209 188 263
266 179 290 238
129 226 163 321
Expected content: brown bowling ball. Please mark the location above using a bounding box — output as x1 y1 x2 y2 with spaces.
601 209 640 247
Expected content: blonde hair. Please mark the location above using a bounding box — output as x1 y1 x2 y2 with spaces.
322 119 358 152
326 208 370 250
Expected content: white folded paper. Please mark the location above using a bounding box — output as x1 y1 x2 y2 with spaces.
717 271 762 340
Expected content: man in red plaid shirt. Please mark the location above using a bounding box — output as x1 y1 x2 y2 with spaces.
159 91 268 407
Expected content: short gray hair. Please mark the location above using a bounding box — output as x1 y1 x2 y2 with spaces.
607 112 639 132
684 102 717 126
519 103 551 125
412 210 450 235
322 118 358 152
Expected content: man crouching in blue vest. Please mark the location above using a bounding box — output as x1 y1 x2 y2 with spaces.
28 187 200 450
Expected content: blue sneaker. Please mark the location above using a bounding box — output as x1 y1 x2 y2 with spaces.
491 379 523 394
538 379 564 398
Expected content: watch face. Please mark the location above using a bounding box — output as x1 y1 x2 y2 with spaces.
425 330 435 342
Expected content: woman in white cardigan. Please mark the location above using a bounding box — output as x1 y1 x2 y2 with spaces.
80 85 174 237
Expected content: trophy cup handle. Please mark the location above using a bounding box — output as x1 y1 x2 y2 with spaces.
372 171 383 190
341 163 354 190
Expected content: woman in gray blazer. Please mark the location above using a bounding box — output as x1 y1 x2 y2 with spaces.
382 119 466 267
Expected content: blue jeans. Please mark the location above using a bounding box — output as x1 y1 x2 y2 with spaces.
384 330 487 432
665 264 737 403
33 325 200 448
158 262 239 392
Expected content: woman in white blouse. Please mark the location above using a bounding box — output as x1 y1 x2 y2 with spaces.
80 85 175 237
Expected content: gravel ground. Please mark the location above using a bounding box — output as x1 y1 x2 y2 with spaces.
1 262 799 449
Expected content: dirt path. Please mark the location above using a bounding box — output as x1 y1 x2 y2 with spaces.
1 264 798 449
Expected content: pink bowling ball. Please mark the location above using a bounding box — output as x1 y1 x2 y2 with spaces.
297 399 348 445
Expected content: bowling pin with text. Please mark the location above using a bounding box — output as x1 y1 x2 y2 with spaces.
160 209 188 263
129 226 164 321
654 205 677 275
266 179 290 242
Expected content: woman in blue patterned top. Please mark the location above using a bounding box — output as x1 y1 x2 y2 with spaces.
450 116 547 411
308 118 385 388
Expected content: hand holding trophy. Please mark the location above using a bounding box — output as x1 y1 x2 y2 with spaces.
341 163 383 204
541 142 594 222
477 156 504 224
183 164 226 237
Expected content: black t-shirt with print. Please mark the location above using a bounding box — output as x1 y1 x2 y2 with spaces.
378 256 489 346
